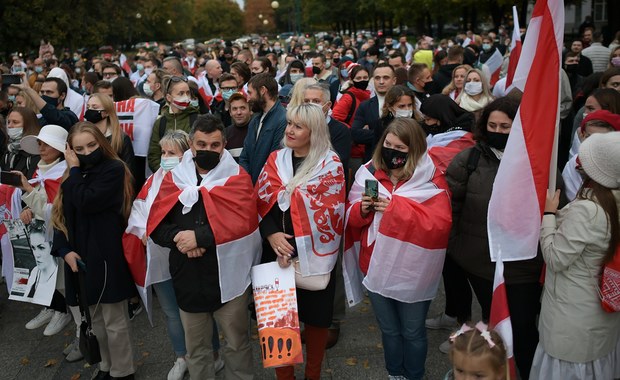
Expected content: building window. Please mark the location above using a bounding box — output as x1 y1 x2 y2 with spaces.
593 0 607 22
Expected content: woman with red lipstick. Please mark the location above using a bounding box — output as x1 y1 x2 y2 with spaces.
256 103 346 380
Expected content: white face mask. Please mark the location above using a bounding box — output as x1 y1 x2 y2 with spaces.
160 156 181 171
8 127 23 141
143 82 154 97
394 109 413 118
464 81 483 96
144 68 153 76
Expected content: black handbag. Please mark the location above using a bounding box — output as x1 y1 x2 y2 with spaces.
75 268 101 365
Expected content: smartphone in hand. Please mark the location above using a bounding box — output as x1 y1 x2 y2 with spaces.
365 179 379 201
0 171 22 186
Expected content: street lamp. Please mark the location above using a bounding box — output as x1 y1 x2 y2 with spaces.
258 14 263 19
167 19 172 25
136 13 142 19
263 20 269 25
271 1 279 9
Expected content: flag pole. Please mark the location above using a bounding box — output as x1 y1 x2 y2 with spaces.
547 76 561 194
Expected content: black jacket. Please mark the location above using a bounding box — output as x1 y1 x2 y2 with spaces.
39 103 79 131
53 160 134 306
150 191 221 313
1 149 40 178
351 96 380 159
432 63 460 95
328 117 351 180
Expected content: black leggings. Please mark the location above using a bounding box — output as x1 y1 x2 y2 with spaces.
467 273 542 380
442 254 472 323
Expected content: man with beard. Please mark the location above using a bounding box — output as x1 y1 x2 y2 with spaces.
238 73 287 183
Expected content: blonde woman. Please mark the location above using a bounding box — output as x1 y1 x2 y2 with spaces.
456 68 494 119
52 122 135 379
256 103 346 380
442 64 472 100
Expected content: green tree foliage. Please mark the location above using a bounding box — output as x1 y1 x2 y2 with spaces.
192 0 243 39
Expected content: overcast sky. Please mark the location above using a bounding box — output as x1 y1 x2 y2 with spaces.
235 0 244 10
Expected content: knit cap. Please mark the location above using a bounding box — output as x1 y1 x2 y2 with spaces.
578 132 620 189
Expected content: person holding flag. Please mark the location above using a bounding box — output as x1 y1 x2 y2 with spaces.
344 118 452 380
531 132 620 380
148 115 260 380
445 97 554 378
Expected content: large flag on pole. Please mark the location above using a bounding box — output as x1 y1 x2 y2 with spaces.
487 0 564 378
505 6 523 89
483 49 504 86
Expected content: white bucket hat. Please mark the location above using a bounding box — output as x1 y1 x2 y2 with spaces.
21 125 68 155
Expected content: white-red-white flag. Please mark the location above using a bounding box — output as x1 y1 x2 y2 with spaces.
483 49 504 86
505 6 523 89
488 0 564 378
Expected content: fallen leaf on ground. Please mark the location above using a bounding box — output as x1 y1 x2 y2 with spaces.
44 359 58 367
20 357 30 365
367 325 376 331
70 374 81 380
363 359 370 369
142 351 150 358
345 357 358 366
376 343 383 349
360 307 368 313
83 363 91 368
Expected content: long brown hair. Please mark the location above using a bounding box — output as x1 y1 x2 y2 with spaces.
8 107 41 137
371 118 427 181
52 122 134 238
577 179 620 263
88 93 124 155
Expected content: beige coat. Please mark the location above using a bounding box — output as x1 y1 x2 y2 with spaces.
538 190 620 363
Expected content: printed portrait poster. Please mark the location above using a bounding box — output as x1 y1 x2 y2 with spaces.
5 219 57 306
251 262 303 368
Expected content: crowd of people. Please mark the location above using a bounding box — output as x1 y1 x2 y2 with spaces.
0 19 619 380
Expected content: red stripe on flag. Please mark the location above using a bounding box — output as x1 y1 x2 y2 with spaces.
519 4 560 215
505 42 521 88
490 282 510 323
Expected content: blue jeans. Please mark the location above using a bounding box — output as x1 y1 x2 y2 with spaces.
153 280 220 356
367 291 430 380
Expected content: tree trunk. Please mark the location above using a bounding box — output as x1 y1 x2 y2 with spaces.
470 6 478 32
462 6 469 31
425 11 433 37
605 0 620 45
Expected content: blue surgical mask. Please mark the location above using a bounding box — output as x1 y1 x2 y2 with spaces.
34 66 43 73
482 43 492 52
8 95 16 103
290 73 304 84
136 63 145 72
160 156 181 171
222 89 236 101
340 69 349 79
190 99 199 108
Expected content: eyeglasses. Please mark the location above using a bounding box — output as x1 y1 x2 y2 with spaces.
220 86 237 91
165 76 188 94
102 72 117 78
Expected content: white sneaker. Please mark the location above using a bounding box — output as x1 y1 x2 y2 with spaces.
439 338 452 354
425 313 458 330
388 376 408 380
43 311 72 336
25 308 54 330
214 356 224 373
167 357 188 380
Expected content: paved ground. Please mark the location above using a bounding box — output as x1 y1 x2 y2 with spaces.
0 282 480 380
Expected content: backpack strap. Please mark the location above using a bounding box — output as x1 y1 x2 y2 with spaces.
343 92 357 125
466 147 481 176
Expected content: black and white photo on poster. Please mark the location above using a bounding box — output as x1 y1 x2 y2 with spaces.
4 218 57 306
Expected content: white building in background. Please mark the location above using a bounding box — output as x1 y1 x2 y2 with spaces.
564 0 608 35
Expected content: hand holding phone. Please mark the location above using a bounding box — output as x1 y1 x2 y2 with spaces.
365 179 379 201
0 171 23 186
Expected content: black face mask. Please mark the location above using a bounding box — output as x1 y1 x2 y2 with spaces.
423 81 434 93
194 150 220 171
381 147 408 169
353 80 369 90
486 131 509 150
84 109 105 124
311 66 321 75
41 95 59 108
77 147 104 169
332 58 340 65
565 63 579 74
420 122 442 136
